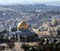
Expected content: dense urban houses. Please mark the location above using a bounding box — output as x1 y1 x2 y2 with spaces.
33 17 60 37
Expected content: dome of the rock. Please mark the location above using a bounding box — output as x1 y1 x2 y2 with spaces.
17 21 28 29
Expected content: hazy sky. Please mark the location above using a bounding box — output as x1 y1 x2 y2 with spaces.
0 0 60 5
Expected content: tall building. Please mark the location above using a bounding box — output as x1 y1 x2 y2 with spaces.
51 17 57 26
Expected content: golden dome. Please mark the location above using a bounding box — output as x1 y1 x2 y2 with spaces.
17 21 28 29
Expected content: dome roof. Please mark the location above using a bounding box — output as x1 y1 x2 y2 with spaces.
17 21 28 29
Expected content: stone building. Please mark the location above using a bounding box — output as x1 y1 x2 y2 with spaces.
32 17 60 37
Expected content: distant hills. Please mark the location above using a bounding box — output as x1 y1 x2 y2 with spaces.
0 4 60 10
11 4 60 10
